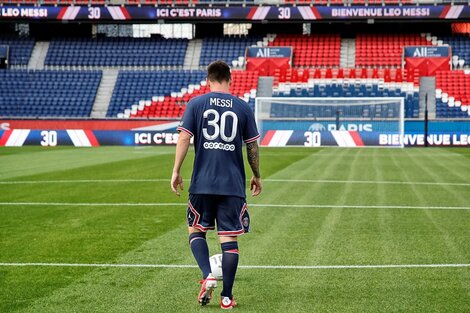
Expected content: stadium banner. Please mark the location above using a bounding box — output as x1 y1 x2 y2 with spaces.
404 46 451 76
404 46 451 58
0 5 469 22
259 120 470 147
1 119 470 147
246 47 292 58
246 47 292 76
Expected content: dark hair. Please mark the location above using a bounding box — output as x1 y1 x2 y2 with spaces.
207 60 231 83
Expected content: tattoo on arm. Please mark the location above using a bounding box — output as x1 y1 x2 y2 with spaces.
246 141 260 178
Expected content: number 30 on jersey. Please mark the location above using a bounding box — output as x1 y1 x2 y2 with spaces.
203 109 238 143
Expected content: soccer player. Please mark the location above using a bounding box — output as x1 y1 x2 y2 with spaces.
171 60 262 310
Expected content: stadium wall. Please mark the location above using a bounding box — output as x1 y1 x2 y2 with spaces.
1 119 470 147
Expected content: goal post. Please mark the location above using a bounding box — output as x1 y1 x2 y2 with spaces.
255 97 405 148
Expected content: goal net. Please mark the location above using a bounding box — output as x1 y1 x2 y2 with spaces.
255 97 405 147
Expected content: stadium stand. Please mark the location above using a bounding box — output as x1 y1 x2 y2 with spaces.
268 34 341 67
439 35 470 68
45 37 188 67
269 100 403 119
435 70 470 117
0 37 35 66
1 30 469 120
110 70 258 118
271 68 420 118
199 36 262 67
0 70 102 117
108 70 206 117
356 34 430 67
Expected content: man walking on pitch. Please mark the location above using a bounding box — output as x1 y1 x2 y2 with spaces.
171 60 262 309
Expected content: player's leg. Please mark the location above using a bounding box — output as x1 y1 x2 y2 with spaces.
216 197 250 309
188 227 211 279
219 235 239 309
187 194 217 305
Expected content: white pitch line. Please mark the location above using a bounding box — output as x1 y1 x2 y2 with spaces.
0 179 170 184
0 262 468 270
1 202 470 210
0 178 469 187
265 179 470 187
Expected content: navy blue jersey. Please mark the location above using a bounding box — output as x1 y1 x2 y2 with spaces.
177 91 259 198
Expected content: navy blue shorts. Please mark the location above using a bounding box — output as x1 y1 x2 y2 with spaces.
187 194 250 236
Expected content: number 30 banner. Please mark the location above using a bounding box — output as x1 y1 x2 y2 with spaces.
0 5 468 22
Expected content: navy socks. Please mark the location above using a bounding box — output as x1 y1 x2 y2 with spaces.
221 241 239 298
189 232 211 279
189 233 240 297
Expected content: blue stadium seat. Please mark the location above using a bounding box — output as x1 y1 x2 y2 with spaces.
0 70 102 118
272 82 419 118
0 37 35 65
199 36 262 67
439 35 470 66
436 99 469 118
45 37 188 67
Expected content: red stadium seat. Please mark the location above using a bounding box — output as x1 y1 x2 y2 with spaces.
436 70 470 107
356 34 430 67
268 34 341 67
130 71 259 118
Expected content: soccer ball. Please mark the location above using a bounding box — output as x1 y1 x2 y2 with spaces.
209 254 223 280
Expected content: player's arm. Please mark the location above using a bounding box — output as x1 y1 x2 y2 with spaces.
171 131 191 196
246 141 262 196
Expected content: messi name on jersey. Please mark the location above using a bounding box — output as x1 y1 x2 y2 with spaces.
210 97 233 108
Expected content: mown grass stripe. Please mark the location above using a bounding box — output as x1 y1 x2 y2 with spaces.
0 262 468 270
1 202 470 210
1 179 469 186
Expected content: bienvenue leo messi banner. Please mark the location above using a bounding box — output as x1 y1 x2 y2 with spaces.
0 5 469 22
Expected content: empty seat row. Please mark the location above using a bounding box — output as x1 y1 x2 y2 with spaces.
270 101 407 119
123 70 259 119
0 70 101 118
268 34 341 67
200 36 262 67
0 36 35 66
438 35 470 67
273 81 419 118
356 34 430 67
108 70 206 117
46 37 188 67
435 70 470 118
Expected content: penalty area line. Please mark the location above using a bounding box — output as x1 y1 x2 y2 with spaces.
0 262 468 270
1 202 470 210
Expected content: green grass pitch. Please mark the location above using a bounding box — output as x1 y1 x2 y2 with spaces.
0 146 469 312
